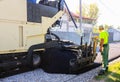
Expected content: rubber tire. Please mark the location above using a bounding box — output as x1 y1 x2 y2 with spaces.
32 52 41 68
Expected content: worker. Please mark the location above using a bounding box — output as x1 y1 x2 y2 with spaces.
98 25 109 75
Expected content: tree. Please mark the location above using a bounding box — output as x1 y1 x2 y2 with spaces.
66 3 99 24
104 24 110 30
82 3 99 24
88 3 99 19
81 4 88 18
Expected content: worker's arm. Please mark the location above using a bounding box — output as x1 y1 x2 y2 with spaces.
100 38 104 52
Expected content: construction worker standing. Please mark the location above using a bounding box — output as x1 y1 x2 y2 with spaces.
98 25 109 75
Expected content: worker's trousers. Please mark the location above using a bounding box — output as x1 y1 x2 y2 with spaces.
101 44 109 69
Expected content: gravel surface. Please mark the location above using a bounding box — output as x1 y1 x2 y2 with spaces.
0 69 76 82
0 42 120 82
64 67 101 82
0 67 101 82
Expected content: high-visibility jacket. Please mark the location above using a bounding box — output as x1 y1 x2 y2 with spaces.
99 30 109 44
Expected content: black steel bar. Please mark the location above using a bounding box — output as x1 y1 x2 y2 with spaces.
63 0 78 28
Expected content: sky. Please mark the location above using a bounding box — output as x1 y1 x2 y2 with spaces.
92 0 120 27
36 0 120 27
65 0 120 27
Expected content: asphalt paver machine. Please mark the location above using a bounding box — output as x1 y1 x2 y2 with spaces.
0 0 98 74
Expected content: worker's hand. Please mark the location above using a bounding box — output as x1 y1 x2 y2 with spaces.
94 36 99 39
99 47 103 52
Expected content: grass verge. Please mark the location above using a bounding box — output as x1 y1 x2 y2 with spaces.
95 61 120 82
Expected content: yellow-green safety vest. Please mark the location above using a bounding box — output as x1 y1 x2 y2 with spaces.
99 30 109 44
